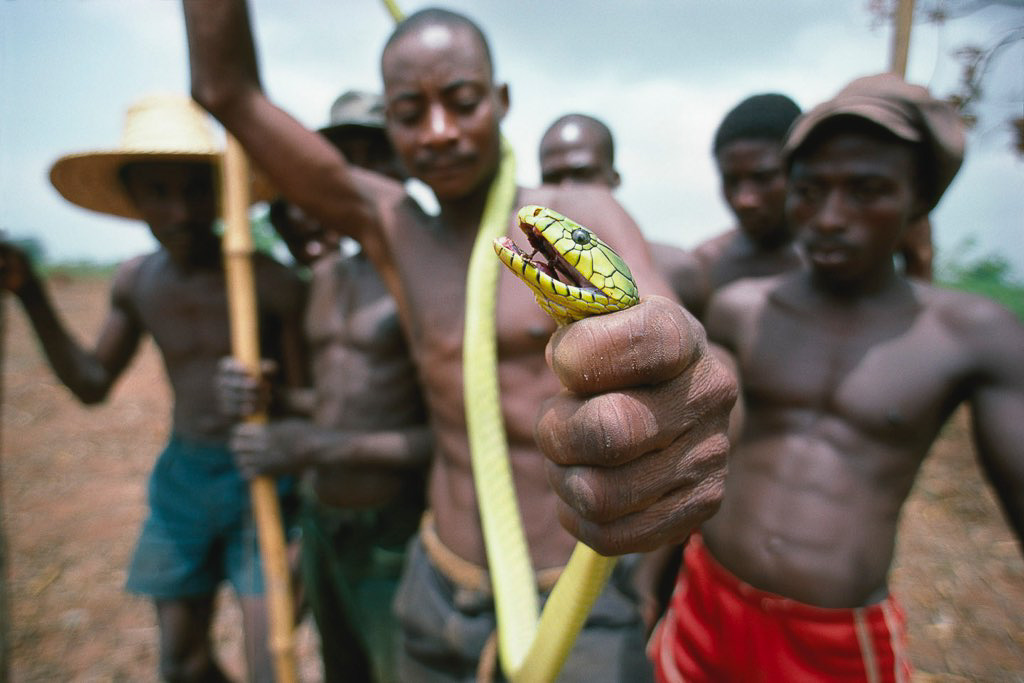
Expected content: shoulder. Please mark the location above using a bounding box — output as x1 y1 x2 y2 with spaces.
704 274 781 344
923 283 1024 358
252 252 306 307
110 253 157 299
524 184 623 230
108 252 165 320
693 229 738 264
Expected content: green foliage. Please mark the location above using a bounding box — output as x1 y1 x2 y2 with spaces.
937 238 1024 320
213 212 290 262
40 261 118 278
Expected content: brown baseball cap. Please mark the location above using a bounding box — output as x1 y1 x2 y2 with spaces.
783 73 966 210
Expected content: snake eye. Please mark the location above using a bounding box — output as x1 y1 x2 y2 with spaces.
571 228 591 245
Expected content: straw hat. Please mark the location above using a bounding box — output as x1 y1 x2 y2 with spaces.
49 93 224 220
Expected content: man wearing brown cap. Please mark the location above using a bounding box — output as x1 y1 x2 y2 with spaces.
649 73 1024 682
0 94 306 682
219 89 431 683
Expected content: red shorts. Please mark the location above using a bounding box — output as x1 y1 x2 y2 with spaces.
648 535 912 682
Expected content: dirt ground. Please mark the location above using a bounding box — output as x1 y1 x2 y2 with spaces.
2 274 1022 682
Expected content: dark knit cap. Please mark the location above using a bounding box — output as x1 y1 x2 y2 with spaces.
712 93 802 154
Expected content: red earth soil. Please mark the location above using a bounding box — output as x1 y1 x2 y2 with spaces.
2 274 1022 681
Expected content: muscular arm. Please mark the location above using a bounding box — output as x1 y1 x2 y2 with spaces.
182 0 389 251
966 300 1024 544
2 247 142 403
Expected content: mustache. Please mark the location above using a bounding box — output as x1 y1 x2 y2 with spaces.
413 151 475 172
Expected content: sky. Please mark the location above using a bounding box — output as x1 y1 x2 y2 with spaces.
2 1 1022 276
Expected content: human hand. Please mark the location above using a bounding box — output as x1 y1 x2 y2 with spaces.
229 419 304 478
535 295 736 555
216 356 276 420
0 242 36 294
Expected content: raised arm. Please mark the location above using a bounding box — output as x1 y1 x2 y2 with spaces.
1 244 142 403
182 0 388 248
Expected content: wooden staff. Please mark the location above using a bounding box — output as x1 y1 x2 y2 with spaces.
889 0 916 76
0 270 9 683
221 135 297 683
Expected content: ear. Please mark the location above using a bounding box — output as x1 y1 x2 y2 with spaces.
609 169 622 189
495 82 510 122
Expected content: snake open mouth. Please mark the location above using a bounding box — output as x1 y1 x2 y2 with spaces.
496 222 594 290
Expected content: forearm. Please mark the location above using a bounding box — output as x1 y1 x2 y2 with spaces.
183 0 262 118
17 282 112 403
308 424 432 470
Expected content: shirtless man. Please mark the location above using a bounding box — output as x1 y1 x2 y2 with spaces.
0 94 306 682
692 93 804 301
539 113 708 317
220 90 431 683
183 3 734 679
650 73 1024 681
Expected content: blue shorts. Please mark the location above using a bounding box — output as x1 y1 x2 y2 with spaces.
125 435 285 598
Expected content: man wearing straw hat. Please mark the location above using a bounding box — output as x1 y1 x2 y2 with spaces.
0 93 306 682
649 73 1024 682
185 3 737 680
220 89 432 683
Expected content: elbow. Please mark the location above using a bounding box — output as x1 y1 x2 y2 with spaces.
190 80 231 120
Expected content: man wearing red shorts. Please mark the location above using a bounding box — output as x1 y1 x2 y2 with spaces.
649 73 1024 681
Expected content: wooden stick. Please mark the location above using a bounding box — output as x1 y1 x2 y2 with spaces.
0 275 9 683
221 135 297 683
889 0 916 76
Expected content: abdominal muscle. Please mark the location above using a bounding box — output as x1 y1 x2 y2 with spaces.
701 414 921 608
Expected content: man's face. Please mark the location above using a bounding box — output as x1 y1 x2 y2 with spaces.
271 199 338 266
786 130 921 284
121 161 218 266
715 139 789 245
539 123 619 188
381 23 506 201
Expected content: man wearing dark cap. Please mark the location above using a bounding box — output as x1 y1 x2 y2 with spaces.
692 93 804 309
218 90 431 682
649 73 1024 682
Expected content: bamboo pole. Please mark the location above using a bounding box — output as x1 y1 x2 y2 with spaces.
889 0 916 76
221 135 297 683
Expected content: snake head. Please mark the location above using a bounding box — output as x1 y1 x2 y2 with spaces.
493 205 639 325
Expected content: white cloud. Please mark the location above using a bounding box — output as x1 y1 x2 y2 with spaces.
2 0 1020 274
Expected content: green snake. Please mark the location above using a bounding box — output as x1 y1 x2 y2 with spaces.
465 192 639 680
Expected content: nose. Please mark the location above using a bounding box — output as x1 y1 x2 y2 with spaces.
164 194 192 225
814 190 847 234
423 103 458 148
732 180 761 211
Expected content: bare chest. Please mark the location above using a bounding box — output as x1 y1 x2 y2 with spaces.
736 305 969 439
132 268 232 362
